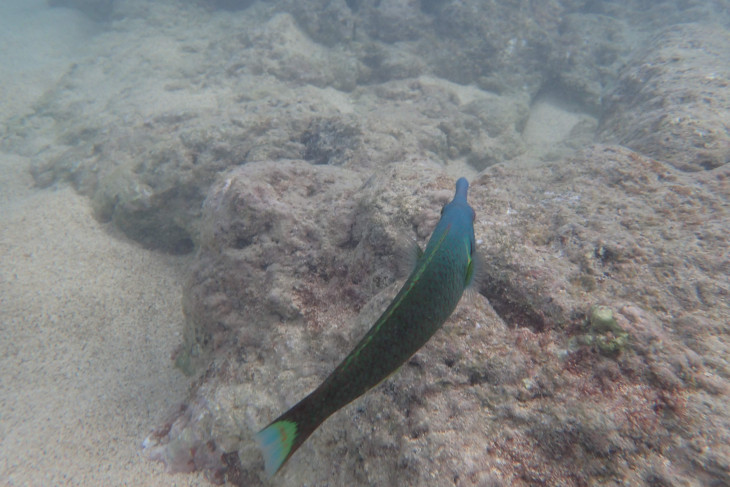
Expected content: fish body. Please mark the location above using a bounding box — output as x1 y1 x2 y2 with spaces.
257 178 476 475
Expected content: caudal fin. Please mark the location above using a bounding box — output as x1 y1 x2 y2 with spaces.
256 397 323 476
256 419 299 476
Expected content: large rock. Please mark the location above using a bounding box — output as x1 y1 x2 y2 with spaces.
599 24 730 171
546 13 633 113
0 0 645 255
9 2 728 256
16 27 527 252
173 158 457 374
145 147 729 486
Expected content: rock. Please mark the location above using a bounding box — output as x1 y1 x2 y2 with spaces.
147 145 730 486
21 53 526 252
11 1 640 253
177 160 364 372
279 0 357 46
240 12 360 91
599 24 730 171
547 13 633 113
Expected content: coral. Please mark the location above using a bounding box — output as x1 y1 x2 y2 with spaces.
581 305 631 357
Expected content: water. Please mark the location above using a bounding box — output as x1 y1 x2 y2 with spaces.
1 1 728 486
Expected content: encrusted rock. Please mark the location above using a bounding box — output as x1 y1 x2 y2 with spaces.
599 23 730 171
148 146 729 486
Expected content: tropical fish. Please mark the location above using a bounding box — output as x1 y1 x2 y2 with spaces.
257 177 477 476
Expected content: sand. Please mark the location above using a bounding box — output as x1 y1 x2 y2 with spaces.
0 3 206 485
0 154 208 486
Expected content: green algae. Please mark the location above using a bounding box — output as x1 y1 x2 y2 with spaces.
573 305 630 357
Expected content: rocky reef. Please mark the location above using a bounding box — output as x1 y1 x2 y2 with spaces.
7 0 730 485
144 143 729 486
599 23 730 172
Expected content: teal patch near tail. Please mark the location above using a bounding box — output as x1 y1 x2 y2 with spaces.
256 420 298 476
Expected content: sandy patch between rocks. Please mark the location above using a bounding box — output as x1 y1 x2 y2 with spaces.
0 152 205 486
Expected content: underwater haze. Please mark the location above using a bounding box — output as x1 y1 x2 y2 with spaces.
1 1 729 486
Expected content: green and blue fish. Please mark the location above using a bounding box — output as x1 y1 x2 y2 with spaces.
257 177 477 475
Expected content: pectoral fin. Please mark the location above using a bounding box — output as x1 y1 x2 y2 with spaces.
396 236 424 278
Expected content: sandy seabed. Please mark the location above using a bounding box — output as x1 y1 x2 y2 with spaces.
0 155 207 486
0 4 206 485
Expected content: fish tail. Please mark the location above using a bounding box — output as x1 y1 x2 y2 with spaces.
256 419 298 476
256 397 321 476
